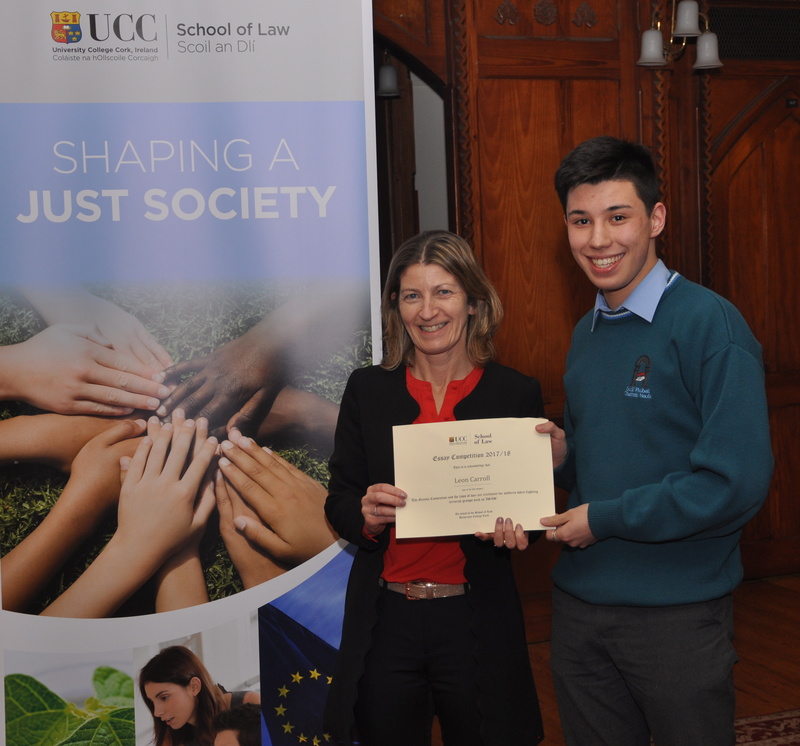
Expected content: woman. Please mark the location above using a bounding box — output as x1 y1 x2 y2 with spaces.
324 231 544 745
139 645 260 746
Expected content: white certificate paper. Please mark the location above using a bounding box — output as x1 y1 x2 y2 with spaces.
392 417 555 539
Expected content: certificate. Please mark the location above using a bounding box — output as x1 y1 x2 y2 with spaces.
393 417 554 539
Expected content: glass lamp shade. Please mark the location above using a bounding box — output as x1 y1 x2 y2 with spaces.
693 31 723 69
674 0 702 37
637 28 667 66
376 64 401 98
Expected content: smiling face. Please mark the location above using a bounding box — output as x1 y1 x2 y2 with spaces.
396 263 475 370
565 179 666 309
144 678 201 730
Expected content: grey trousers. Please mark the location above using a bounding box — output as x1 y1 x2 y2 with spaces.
550 586 737 746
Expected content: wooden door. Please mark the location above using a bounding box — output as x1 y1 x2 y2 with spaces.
709 79 800 577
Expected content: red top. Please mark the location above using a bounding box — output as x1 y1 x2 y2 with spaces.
381 365 484 583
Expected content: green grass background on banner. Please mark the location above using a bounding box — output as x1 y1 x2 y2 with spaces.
0 283 371 615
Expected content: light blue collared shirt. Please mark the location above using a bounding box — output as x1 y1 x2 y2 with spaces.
591 259 675 331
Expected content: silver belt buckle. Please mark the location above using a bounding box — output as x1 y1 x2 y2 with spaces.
405 580 433 600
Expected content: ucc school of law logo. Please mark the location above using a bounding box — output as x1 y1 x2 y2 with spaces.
51 11 82 43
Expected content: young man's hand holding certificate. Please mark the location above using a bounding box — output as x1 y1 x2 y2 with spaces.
392 417 555 539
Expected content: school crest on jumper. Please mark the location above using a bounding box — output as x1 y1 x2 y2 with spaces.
51 12 82 44
624 355 652 399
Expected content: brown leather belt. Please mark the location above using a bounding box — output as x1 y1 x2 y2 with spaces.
381 579 467 600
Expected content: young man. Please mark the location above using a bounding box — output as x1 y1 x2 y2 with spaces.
537 136 774 746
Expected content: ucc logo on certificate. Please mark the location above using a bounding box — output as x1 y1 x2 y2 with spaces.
392 417 555 539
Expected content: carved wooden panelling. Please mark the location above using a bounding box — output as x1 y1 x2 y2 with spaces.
372 0 800 581
475 77 618 404
474 0 618 39
708 77 800 577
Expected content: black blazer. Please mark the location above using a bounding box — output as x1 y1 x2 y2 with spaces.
324 362 545 745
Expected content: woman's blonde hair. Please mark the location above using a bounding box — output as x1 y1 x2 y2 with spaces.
381 230 503 370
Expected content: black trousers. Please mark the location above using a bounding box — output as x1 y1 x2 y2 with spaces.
354 586 483 746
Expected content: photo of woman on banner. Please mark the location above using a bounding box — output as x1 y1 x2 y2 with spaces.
138 645 260 746
324 230 545 745
0 280 367 616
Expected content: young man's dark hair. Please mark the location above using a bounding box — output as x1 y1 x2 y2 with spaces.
553 135 661 215
212 703 261 746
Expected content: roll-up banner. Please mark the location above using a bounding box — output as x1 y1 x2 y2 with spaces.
0 3 379 744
